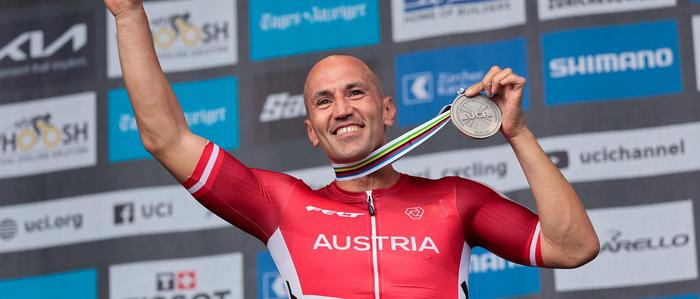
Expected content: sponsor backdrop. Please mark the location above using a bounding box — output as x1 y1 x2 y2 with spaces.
0 1 699 299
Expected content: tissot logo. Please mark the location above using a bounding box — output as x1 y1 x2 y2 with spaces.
0 218 18 241
305 206 364 218
110 254 241 299
0 23 86 62
156 271 197 291
114 201 173 225
404 207 424 220
259 92 306 122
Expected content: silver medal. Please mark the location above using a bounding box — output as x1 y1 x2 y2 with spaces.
450 89 501 139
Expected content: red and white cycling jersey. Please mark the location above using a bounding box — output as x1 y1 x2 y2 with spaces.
183 142 543 299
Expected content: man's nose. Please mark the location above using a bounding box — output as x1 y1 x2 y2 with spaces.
332 96 353 119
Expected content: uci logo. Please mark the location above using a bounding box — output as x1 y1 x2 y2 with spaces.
405 207 424 220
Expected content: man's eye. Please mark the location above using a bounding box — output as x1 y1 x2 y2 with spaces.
317 98 331 106
349 90 364 97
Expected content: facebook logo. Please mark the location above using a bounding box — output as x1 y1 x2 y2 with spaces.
395 38 528 127
114 203 135 225
542 20 682 105
401 72 434 105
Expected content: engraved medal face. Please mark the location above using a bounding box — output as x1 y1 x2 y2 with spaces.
450 94 501 139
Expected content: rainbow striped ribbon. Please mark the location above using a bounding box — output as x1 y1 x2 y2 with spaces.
332 105 452 181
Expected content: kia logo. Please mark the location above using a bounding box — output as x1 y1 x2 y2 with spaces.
405 207 424 220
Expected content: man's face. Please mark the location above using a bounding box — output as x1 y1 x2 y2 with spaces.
304 56 396 164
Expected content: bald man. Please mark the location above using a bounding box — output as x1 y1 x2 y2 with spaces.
106 0 599 298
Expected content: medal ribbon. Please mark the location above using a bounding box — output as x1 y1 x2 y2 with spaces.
332 105 452 181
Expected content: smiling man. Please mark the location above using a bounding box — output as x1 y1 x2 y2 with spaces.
106 0 599 298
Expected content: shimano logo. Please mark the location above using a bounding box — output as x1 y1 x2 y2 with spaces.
0 23 87 62
549 47 673 78
259 92 306 122
313 234 440 253
305 206 364 218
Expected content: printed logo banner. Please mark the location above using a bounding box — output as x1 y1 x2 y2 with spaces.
542 20 682 105
110 253 243 299
395 38 528 127
108 76 239 162
107 0 238 77
554 200 698 291
0 12 93 91
0 185 228 254
288 120 700 192
538 0 676 20
469 247 541 298
0 269 96 299
253 67 309 144
249 0 379 60
0 92 96 179
391 0 526 42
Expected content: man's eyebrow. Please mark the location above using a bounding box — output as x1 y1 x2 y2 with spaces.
346 82 370 90
311 89 333 101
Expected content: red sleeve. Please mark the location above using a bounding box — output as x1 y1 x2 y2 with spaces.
182 142 299 243
455 178 543 267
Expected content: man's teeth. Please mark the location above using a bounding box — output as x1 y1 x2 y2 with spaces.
337 125 360 135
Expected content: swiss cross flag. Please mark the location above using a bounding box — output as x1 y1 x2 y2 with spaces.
177 271 196 290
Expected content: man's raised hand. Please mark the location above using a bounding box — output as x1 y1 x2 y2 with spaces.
465 66 527 141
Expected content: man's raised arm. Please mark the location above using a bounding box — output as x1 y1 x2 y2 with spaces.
466 66 600 268
106 0 206 182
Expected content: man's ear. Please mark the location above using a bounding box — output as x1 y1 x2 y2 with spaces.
383 96 396 127
304 118 319 147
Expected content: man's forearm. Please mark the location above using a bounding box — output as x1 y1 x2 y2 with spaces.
508 127 599 268
114 6 189 154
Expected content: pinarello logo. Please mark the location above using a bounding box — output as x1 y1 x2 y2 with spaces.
405 207 424 220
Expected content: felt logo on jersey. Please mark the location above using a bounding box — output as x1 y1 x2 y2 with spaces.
305 205 364 218
313 234 439 253
404 207 424 220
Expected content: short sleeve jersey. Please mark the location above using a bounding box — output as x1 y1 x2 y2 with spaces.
182 142 543 299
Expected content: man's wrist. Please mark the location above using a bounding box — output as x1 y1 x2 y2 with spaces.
113 4 146 24
505 125 534 147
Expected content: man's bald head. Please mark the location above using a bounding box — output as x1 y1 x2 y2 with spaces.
303 55 385 108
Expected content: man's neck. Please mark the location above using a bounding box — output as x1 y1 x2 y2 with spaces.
335 165 400 192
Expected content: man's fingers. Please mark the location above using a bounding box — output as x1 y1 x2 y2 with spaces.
499 73 526 90
490 68 513 96
466 66 498 96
